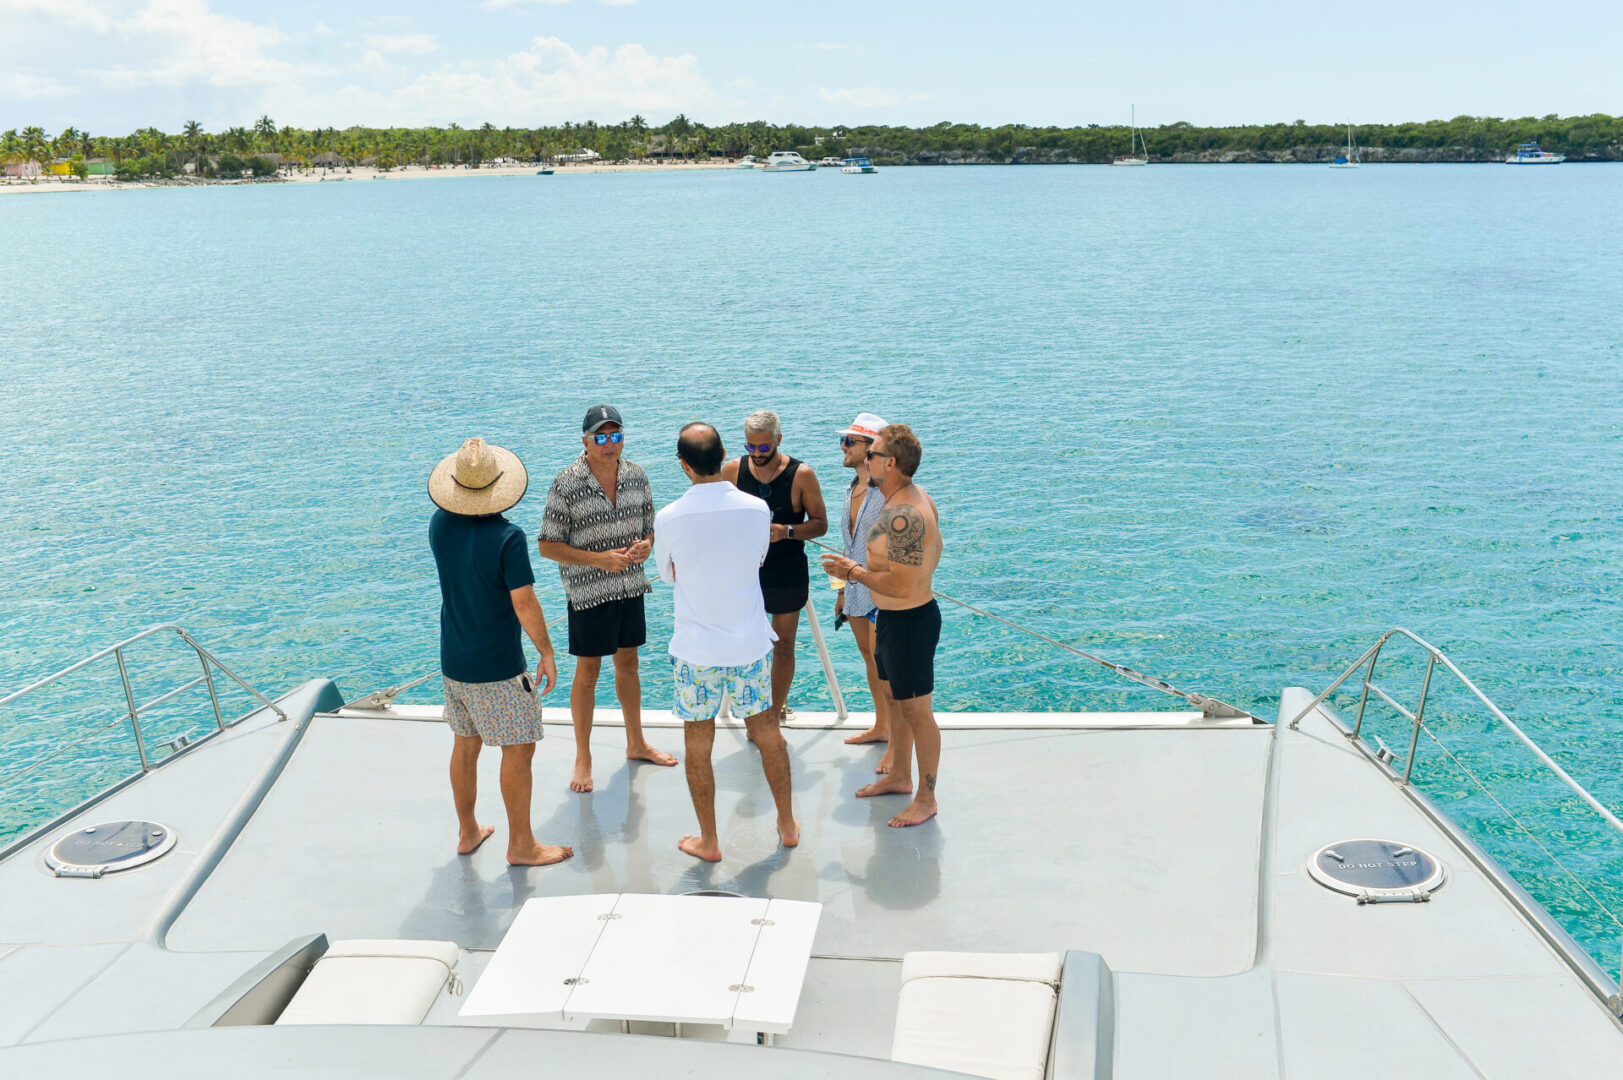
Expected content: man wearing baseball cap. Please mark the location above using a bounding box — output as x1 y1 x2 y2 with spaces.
428 437 573 867
834 413 895 769
537 405 677 793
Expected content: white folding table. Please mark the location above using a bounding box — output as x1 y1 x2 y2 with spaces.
459 893 822 1043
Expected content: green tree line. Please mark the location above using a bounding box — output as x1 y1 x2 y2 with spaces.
3 113 1619 177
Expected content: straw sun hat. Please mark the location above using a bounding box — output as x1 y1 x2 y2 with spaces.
427 437 528 516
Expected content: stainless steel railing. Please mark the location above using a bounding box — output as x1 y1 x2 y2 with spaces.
0 624 288 790
1287 627 1623 995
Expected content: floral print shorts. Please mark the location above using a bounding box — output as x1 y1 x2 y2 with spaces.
442 673 545 745
671 652 773 723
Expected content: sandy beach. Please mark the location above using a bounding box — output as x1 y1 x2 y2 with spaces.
0 158 745 195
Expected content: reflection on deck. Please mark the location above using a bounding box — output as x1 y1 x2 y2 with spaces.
168 712 1271 976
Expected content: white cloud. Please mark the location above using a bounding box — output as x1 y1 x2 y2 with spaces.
818 87 933 109
0 70 74 99
312 21 334 36
364 33 439 55
0 0 115 33
260 36 736 128
89 0 299 89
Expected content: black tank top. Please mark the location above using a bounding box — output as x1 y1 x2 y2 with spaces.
737 455 808 585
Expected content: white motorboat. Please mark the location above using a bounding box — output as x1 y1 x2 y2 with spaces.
760 151 817 172
735 156 759 169
1329 122 1361 168
1507 142 1565 164
1111 105 1150 166
4 597 1623 1077
841 157 879 174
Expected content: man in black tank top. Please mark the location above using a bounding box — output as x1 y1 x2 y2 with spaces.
721 410 828 722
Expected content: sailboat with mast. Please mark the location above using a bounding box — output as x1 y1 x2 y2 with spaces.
1330 122 1361 168
1111 104 1149 166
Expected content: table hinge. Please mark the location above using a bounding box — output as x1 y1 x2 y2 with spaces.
564 977 590 986
729 984 755 993
750 918 775 926
597 912 623 921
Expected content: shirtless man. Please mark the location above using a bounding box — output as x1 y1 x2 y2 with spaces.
722 410 828 723
820 424 944 828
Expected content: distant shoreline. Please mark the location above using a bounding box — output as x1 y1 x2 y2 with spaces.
3 154 1613 196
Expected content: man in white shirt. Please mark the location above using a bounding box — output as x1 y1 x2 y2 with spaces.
657 422 799 861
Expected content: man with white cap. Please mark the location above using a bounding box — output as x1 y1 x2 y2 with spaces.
834 412 896 768
428 437 573 867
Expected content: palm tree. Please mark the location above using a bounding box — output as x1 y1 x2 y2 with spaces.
183 120 204 175
254 115 276 141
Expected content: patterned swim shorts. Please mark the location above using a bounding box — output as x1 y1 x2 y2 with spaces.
671 652 773 723
442 673 545 746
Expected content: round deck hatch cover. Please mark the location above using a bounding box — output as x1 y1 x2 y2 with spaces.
46 821 176 878
1307 839 1445 899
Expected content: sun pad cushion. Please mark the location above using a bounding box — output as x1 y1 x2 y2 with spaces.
276 939 460 1025
892 975 1057 1080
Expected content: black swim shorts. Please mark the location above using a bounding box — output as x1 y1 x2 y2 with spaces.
568 594 647 658
873 599 941 701
762 581 810 616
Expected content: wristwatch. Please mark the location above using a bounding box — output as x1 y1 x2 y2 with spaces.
786 525 795 540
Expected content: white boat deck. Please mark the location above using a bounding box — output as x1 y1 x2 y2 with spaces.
1 685 1620 1077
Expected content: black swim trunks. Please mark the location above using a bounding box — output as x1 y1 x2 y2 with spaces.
873 599 941 701
568 594 647 658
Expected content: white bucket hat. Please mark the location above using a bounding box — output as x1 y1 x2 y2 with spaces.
838 412 889 440
427 437 528 516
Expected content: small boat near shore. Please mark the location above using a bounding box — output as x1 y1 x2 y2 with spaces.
1330 122 1361 168
535 167 555 175
1111 104 1150 166
760 151 817 172
735 156 759 169
841 157 878 174
1507 142 1564 164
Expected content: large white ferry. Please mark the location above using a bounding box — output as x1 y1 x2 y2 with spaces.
3 595 1622 1076
760 151 817 172
1507 142 1565 164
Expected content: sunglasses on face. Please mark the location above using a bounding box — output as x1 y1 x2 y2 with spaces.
865 450 891 462
592 431 625 445
745 442 775 454
840 436 872 449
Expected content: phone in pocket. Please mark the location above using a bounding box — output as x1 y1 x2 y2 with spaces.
521 674 534 694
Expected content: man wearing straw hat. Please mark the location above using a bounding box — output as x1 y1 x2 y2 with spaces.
429 437 573 867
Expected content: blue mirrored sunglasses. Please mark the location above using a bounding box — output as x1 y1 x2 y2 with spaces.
592 431 625 445
744 442 775 454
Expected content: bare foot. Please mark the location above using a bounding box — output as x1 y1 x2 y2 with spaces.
508 842 573 866
856 777 913 798
627 744 678 767
678 835 723 862
876 749 895 775
778 819 800 847
888 800 938 828
569 760 593 793
457 824 495 855
844 726 889 745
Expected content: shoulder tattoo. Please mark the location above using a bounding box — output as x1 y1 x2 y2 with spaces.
883 504 927 567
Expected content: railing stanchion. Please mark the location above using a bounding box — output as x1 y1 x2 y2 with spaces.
114 647 151 773
1351 637 1388 739
1401 652 1438 785
803 596 847 721
194 647 226 732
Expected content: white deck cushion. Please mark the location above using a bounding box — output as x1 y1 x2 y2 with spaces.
891 952 1062 1080
276 939 460 1026
892 977 1057 1080
900 951 1062 985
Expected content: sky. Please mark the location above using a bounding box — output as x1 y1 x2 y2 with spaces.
2 0 1619 135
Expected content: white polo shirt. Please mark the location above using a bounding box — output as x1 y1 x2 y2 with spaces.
656 480 778 668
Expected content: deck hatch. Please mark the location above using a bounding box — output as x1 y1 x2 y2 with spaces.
1307 839 1444 902
45 820 176 878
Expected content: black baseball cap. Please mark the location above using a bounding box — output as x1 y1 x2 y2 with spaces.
583 404 623 433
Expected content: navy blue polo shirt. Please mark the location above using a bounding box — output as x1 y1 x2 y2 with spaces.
429 509 536 684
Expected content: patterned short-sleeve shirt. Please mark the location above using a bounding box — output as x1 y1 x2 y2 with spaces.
537 453 656 610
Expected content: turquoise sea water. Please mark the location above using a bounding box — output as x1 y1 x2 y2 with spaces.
2 165 1621 962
